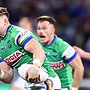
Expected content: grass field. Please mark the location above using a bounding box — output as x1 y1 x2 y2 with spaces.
0 83 90 90
0 83 11 90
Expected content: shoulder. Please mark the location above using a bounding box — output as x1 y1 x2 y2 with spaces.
12 25 27 32
55 35 69 47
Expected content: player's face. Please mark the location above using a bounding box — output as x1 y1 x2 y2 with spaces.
37 21 55 45
18 17 33 32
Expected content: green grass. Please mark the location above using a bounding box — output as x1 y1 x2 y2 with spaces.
0 83 11 90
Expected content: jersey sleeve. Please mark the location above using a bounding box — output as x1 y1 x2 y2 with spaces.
15 29 33 48
59 40 77 63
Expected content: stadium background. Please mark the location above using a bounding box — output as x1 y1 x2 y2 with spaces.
0 0 90 90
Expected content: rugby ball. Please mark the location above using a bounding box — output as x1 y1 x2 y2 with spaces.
18 63 48 82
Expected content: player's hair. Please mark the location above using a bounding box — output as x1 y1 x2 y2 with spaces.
37 16 56 27
0 7 9 18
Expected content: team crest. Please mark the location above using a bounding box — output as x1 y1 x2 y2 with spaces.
1 46 6 50
52 52 58 57
7 40 12 48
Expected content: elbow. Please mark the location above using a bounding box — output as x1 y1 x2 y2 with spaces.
81 63 84 73
41 49 46 59
2 78 13 84
82 66 84 75
74 63 84 76
2 74 14 84
4 76 13 84
78 65 84 76
7 74 14 84
4 79 12 84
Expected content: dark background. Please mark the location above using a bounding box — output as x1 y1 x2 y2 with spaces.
0 0 90 90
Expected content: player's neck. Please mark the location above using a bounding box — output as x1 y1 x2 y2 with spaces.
46 35 55 45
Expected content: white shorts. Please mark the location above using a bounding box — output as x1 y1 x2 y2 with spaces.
11 69 26 90
24 76 61 90
48 76 61 90
12 74 61 90
12 76 26 89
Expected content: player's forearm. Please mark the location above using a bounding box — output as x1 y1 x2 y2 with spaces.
24 39 45 67
72 66 84 88
83 52 90 60
0 68 13 84
33 45 45 67
73 46 90 60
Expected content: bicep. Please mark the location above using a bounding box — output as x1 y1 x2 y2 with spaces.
24 38 43 53
69 54 83 69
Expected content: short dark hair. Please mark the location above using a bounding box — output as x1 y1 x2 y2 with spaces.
0 7 9 18
37 16 56 27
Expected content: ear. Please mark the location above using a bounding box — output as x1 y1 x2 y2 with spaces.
52 25 55 33
3 16 9 25
51 24 55 33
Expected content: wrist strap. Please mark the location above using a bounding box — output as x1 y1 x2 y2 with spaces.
72 87 78 90
33 59 42 69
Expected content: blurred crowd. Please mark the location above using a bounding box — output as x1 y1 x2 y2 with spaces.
0 0 90 78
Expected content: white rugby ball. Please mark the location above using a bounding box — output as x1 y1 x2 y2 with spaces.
18 63 48 82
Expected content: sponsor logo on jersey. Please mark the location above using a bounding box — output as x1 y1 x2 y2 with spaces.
5 51 24 66
50 61 65 70
45 51 58 57
15 30 32 45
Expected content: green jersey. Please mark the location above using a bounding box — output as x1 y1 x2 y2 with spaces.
40 35 77 88
0 25 57 77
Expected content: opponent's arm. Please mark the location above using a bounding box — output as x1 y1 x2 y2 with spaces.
69 54 84 89
73 46 90 60
0 62 14 84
